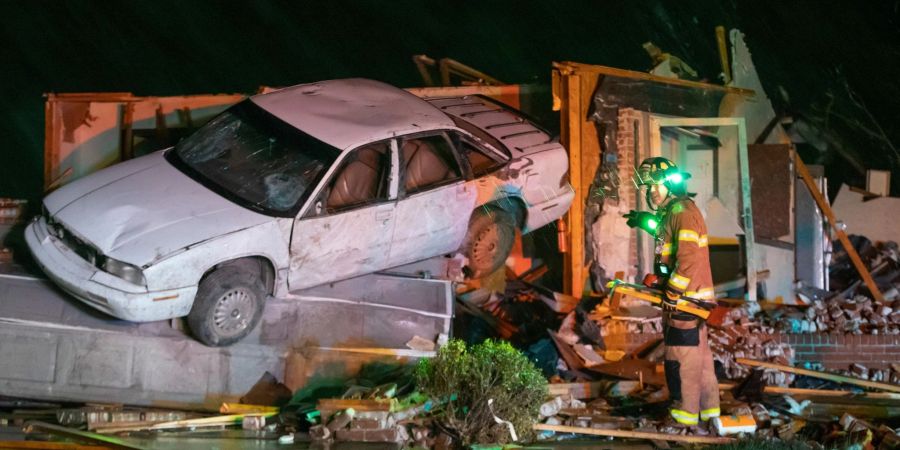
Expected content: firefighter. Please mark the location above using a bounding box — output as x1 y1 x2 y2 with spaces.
634 157 720 431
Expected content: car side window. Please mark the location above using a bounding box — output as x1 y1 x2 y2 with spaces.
317 142 391 214
399 134 461 195
452 133 505 177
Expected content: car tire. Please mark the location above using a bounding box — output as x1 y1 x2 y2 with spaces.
187 265 266 347
461 207 517 279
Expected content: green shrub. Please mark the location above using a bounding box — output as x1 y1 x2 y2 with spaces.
415 339 547 445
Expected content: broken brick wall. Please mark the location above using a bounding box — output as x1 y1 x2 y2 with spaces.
616 108 642 276
608 332 900 372
775 334 900 372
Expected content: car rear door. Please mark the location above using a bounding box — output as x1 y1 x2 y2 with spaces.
288 141 398 290
387 132 477 268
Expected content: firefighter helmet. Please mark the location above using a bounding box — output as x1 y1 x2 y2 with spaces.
635 157 690 207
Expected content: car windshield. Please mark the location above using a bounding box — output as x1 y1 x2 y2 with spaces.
169 100 340 216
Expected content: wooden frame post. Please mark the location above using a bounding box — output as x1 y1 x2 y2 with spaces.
795 155 884 302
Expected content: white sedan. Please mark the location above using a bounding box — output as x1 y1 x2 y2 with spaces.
26 79 574 346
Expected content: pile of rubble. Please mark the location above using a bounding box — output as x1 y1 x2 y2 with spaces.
764 294 900 335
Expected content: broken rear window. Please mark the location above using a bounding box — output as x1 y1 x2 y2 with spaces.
168 100 340 216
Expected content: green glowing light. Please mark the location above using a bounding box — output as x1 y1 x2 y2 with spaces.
647 218 659 229
666 173 683 184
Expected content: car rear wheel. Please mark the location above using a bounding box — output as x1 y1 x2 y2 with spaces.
461 207 517 279
188 265 265 347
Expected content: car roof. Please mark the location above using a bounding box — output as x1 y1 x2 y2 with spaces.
250 78 455 151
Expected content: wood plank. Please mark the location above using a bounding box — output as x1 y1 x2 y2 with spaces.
219 403 279 414
533 424 735 444
795 155 884 302
718 382 900 400
23 422 145 450
553 61 754 96
0 442 108 449
735 358 900 393
547 382 605 399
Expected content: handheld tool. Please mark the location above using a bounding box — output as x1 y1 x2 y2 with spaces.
607 279 712 320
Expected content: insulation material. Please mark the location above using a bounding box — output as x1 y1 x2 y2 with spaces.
592 201 634 282
832 184 900 244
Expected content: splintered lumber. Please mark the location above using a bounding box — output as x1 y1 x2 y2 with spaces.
795 155 884 302
736 358 900 393
547 382 605 399
534 424 734 444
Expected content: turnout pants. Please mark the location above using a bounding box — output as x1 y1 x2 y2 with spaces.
663 315 720 425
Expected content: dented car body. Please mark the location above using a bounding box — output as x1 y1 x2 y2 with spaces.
26 78 574 345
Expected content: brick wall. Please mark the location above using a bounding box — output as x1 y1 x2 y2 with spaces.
606 332 900 371
615 108 644 275
773 333 900 370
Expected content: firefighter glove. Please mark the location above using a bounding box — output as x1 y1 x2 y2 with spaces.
663 287 681 312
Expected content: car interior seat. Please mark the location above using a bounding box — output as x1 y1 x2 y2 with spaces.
402 139 452 193
327 146 383 210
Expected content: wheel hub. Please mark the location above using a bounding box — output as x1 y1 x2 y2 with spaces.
471 224 500 266
213 288 255 338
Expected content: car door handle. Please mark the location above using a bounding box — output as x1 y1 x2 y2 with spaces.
376 210 392 221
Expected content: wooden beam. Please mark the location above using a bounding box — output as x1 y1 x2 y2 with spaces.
533 424 735 444
735 358 900 393
552 61 754 96
716 26 732 84
718 383 900 400
794 155 884 302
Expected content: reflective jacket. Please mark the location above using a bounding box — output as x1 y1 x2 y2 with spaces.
654 197 714 320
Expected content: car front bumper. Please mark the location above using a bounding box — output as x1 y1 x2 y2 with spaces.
25 217 196 322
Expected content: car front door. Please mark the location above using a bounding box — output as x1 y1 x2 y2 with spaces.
288 140 398 290
387 132 477 268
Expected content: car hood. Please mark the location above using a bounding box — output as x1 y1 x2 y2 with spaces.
45 151 275 266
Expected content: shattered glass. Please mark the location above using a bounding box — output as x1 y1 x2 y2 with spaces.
172 100 339 215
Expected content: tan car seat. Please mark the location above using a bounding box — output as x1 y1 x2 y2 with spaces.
327 146 383 209
402 139 451 192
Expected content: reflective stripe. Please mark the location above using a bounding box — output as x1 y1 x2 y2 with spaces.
661 243 673 256
700 407 721 420
685 288 715 300
677 229 700 243
677 230 709 247
670 409 699 425
668 274 690 290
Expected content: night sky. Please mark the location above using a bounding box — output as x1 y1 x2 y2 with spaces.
2 0 899 203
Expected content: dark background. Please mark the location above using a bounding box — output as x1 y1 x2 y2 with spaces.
2 0 899 204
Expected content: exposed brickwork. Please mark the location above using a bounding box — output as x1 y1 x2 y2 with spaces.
774 333 900 370
606 332 900 371
615 108 644 275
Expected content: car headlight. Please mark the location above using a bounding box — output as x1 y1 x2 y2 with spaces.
103 257 146 286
